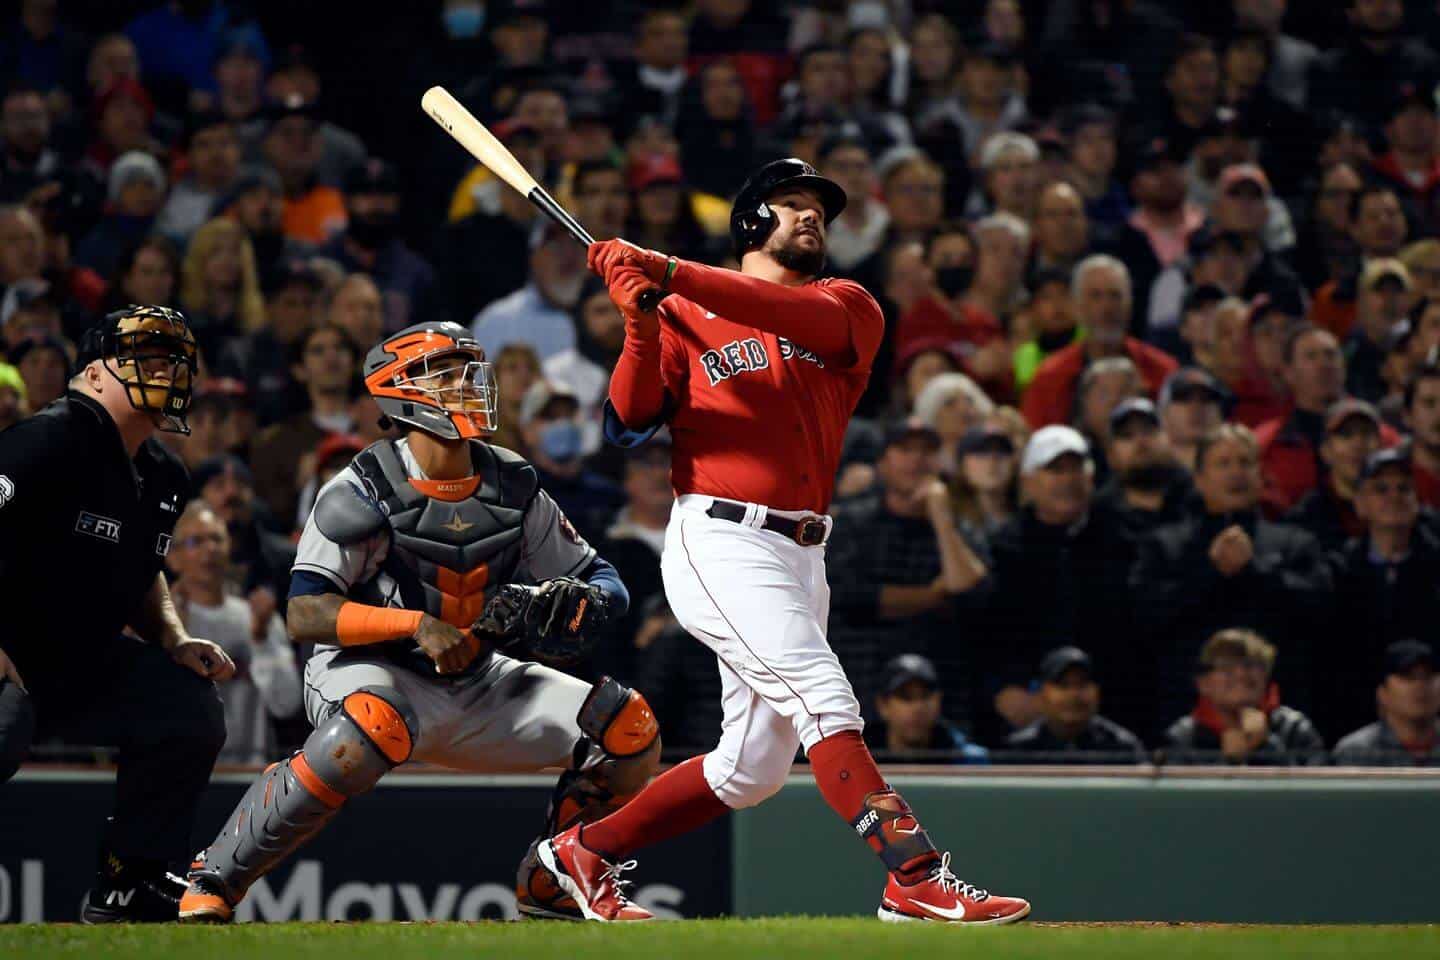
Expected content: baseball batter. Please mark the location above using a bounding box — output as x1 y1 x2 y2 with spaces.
178 321 660 923
538 159 1031 924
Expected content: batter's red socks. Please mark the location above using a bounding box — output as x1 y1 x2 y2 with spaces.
579 755 731 859
808 730 940 883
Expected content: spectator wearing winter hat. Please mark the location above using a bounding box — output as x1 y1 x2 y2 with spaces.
75 151 166 279
913 371 994 476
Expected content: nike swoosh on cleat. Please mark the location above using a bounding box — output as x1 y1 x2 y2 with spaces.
908 897 967 921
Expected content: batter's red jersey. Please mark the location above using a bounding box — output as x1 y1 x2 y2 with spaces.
609 263 883 513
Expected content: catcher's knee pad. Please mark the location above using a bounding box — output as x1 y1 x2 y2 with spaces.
189 687 418 905
303 686 417 791
542 678 661 834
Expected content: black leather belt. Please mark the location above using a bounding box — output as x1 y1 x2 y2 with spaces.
705 500 830 546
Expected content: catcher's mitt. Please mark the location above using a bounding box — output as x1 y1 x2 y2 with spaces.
472 577 609 667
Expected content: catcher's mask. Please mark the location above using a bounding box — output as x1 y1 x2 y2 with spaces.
364 321 497 440
78 304 199 434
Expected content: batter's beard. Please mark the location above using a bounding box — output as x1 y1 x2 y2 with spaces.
770 236 826 277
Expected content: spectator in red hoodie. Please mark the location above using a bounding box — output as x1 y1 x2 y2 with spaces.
893 219 1009 397
1022 254 1178 427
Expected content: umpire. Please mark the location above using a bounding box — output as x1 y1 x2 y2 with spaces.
0 305 234 922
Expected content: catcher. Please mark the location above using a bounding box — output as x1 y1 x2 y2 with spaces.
179 321 659 923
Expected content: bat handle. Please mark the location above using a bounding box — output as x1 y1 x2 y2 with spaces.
637 288 668 313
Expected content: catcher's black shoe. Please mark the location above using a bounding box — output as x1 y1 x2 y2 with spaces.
80 855 186 923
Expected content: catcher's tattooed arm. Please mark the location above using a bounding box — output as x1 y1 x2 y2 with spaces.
287 590 488 675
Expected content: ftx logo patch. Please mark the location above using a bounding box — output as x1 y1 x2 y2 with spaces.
76 511 122 543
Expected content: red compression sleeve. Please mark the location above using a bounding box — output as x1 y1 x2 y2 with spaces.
580 755 731 859
667 260 883 368
607 329 667 428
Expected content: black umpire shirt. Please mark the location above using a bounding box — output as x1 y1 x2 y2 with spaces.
0 391 188 697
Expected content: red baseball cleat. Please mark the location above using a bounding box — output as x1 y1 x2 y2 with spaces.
878 853 1031 925
535 825 655 922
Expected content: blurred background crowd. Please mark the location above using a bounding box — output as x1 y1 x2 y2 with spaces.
3 0 1439 768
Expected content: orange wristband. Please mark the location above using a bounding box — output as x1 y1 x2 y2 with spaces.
335 602 424 647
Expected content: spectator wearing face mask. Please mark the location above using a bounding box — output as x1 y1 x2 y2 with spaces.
517 379 621 541
894 220 1010 399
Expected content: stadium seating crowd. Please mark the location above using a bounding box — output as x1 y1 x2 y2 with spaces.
3 0 1439 768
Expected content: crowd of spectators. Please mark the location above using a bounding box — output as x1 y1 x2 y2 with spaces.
3 0 1440 768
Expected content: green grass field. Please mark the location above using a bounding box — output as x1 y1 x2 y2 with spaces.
2 919 1437 960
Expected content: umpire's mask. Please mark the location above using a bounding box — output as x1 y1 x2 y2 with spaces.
79 305 199 435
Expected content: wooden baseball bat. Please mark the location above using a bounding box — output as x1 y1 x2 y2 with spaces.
421 86 665 312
